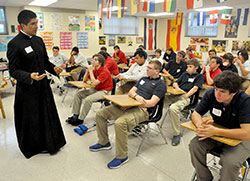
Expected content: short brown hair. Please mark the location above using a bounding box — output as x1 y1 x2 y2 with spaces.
92 54 105 66
155 49 162 55
166 46 173 52
178 50 186 58
149 60 162 71
187 59 200 67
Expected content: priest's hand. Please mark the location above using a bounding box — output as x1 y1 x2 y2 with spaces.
54 66 63 74
30 72 47 81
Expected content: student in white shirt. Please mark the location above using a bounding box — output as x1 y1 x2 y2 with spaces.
152 49 164 65
49 46 68 67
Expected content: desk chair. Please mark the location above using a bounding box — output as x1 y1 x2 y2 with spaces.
191 147 250 181
132 98 168 156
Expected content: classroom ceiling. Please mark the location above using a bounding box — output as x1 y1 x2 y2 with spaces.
0 0 250 16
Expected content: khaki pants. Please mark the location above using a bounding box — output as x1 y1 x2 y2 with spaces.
189 136 250 181
96 104 149 159
72 89 110 120
116 82 136 95
242 79 250 91
166 95 190 136
70 66 84 81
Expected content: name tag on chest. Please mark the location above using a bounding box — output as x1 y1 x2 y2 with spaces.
139 80 145 85
25 46 33 54
177 69 180 73
188 78 194 82
212 108 222 117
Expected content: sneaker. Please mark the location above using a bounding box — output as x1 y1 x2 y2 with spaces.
131 126 142 136
172 135 181 146
66 117 83 126
89 142 112 152
107 157 129 169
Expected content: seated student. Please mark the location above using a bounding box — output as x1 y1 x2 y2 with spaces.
189 71 250 181
100 46 111 57
219 52 238 73
66 54 113 125
202 49 217 66
115 50 148 95
162 50 187 85
66 46 89 81
163 46 176 65
235 49 250 90
167 59 203 146
89 60 167 168
201 56 222 86
112 45 128 65
129 47 143 67
98 51 119 76
185 47 196 61
152 49 164 65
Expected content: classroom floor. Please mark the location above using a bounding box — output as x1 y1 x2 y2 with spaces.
0 86 248 181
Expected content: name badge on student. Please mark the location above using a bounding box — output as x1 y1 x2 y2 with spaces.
188 78 194 82
25 46 33 54
139 80 145 85
176 69 180 73
212 108 222 117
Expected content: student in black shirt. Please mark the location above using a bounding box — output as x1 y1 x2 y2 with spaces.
189 71 250 181
220 53 238 73
163 46 176 64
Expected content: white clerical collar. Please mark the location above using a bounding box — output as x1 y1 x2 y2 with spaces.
21 30 33 39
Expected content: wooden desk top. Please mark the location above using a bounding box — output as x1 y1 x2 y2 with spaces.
181 121 242 146
103 95 142 107
60 72 71 77
160 73 171 77
68 81 95 88
203 84 214 89
118 64 129 70
124 79 136 82
167 86 186 95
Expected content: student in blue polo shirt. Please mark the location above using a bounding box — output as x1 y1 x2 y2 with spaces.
167 59 203 146
189 71 250 181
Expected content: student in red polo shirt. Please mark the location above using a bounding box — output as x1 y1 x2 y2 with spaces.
113 45 128 65
201 56 222 86
98 51 119 75
66 54 113 125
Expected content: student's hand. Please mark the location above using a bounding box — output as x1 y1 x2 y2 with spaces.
54 66 63 74
136 95 146 106
30 72 47 81
116 75 124 80
196 123 217 141
163 59 168 64
184 94 189 99
235 58 242 65
205 66 210 73
61 64 66 69
88 65 94 72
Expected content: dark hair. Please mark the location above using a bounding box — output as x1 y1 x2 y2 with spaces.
214 71 242 93
92 54 105 66
209 49 217 55
187 59 200 67
166 46 173 52
113 45 120 49
211 56 222 65
155 49 162 55
149 60 162 71
186 47 193 51
237 49 249 61
72 47 79 53
223 53 234 64
18 10 37 25
139 45 145 49
134 50 147 60
178 50 186 58
52 46 59 51
98 51 110 59
100 46 107 51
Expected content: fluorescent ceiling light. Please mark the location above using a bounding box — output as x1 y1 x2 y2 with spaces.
141 0 164 3
147 12 174 17
103 6 128 12
29 0 57 6
194 6 233 12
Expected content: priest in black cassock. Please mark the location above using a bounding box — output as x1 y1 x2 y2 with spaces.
7 10 66 158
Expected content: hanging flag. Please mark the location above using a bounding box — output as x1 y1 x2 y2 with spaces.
209 10 218 24
220 9 232 24
216 0 227 3
186 12 194 26
236 8 249 26
166 19 182 51
186 0 203 10
117 0 125 18
107 0 113 19
197 12 205 26
131 0 140 15
98 0 104 19
143 0 155 12
144 18 157 50
164 0 176 12
176 12 183 26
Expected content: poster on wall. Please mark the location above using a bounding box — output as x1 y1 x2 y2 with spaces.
68 16 80 31
36 12 44 30
224 16 238 38
108 35 116 47
190 37 209 45
127 37 133 46
51 13 63 30
85 16 95 31
200 45 209 52
77 32 88 49
99 36 106 45
136 37 143 44
0 36 14 52
188 45 197 51
40 32 53 50
232 40 250 54
117 36 126 44
194 52 202 59
212 40 227 53
60 32 72 49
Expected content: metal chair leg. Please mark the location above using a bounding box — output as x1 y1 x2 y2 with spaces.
157 124 168 144
136 126 149 156
160 106 169 128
